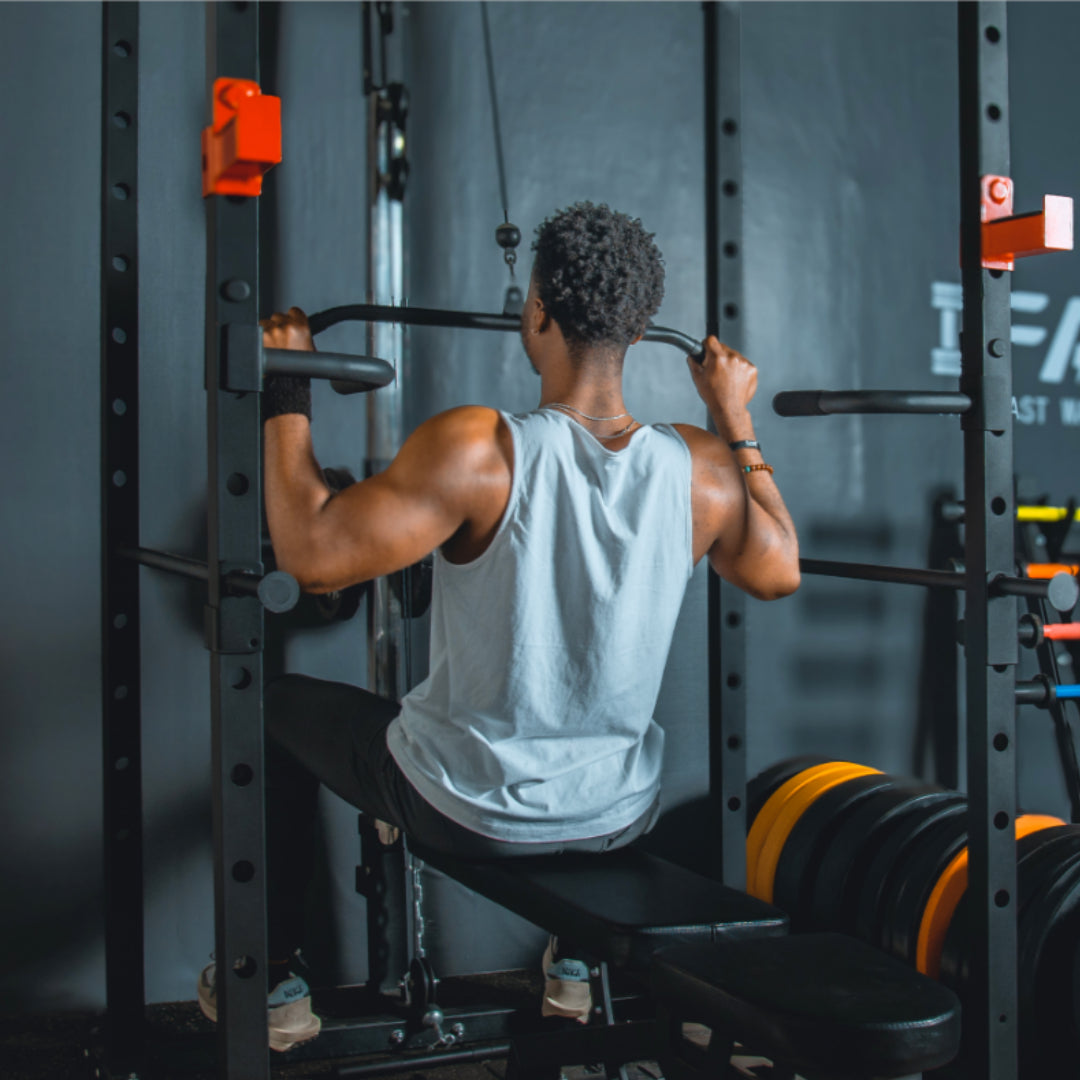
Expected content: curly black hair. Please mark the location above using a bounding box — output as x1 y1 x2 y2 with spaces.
531 202 665 357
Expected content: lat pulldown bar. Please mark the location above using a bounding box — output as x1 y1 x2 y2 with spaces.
307 303 706 386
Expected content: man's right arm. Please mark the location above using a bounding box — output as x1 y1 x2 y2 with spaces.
678 337 800 601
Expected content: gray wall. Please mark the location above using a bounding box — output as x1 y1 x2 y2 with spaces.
2 0 1078 1014
0 2 105 1011
741 2 963 774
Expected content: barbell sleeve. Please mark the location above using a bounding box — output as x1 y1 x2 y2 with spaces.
992 571 1079 613
116 546 300 613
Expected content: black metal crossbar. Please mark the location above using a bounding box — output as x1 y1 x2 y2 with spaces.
308 303 705 360
773 390 974 417
117 546 300 612
800 558 1076 611
801 558 966 589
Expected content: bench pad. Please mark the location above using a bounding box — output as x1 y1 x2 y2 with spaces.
413 845 788 970
651 932 961 1079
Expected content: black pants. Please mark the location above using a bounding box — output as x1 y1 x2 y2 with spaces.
265 675 659 958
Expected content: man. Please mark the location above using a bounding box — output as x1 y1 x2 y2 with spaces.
197 202 800 1049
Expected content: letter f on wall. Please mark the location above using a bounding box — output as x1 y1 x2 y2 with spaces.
1039 297 1080 384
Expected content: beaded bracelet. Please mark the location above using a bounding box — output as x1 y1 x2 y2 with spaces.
743 462 774 475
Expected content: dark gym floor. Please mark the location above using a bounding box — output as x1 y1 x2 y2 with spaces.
0 970 703 1080
0 1007 679 1080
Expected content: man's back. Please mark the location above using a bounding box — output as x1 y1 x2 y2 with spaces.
387 408 694 842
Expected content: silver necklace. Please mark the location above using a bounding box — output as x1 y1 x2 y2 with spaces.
546 402 638 440
592 419 640 440
547 402 630 422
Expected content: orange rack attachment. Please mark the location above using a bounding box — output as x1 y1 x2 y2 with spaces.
202 78 282 198
1024 563 1080 580
978 174 1073 271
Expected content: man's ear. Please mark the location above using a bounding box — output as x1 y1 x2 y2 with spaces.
528 294 550 335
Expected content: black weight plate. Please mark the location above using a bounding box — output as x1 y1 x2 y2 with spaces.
885 813 971 966
811 784 956 933
1027 865 1080 1074
772 772 897 929
1034 910 1080 1073
852 797 968 947
937 828 1080 999
1017 827 1080 917
747 754 832 826
1018 850 1080 1076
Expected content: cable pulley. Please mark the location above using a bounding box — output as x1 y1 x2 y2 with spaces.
480 2 522 316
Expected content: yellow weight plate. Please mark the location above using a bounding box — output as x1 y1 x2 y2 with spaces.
751 760 876 902
746 761 850 896
754 763 881 904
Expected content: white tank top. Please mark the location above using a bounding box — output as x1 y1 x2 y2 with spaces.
386 407 694 842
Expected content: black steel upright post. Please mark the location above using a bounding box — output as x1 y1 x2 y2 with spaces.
958 5 1018 1078
704 0 747 888
100 2 145 1069
205 4 270 1078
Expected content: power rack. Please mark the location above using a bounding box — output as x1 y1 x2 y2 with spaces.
771 6 1075 1078
96 3 1076 1080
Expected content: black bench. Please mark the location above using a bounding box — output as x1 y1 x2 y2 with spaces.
412 845 961 1080
653 933 961 1080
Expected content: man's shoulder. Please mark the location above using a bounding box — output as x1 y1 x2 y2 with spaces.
670 422 738 492
413 406 512 474
671 422 722 456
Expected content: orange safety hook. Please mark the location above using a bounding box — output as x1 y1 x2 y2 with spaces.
201 78 282 198
978 175 1073 271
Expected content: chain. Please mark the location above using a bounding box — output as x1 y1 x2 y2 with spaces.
411 854 426 959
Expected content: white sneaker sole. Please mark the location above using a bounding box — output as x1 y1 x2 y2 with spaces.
198 979 322 1052
540 940 593 1024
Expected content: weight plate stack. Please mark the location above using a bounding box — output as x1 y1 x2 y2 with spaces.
747 755 831 825
771 771 897 929
747 761 856 900
882 812 972 965
753 763 880 904
810 784 955 934
916 815 1064 978
852 798 969 948
1018 849 1080 1077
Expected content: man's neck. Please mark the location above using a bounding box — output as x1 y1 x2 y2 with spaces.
537 355 628 419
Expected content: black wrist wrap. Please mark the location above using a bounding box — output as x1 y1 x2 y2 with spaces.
262 374 312 422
